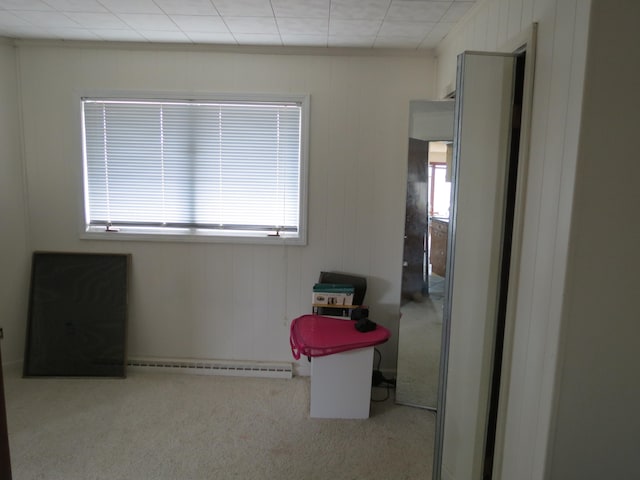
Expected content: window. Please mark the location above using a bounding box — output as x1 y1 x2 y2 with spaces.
81 94 308 244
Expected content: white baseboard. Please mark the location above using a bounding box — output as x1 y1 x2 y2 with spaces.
127 357 292 379
6 356 391 382
293 361 311 377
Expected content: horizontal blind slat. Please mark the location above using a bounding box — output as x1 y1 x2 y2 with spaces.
83 99 301 232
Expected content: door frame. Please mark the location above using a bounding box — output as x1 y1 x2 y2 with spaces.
0 342 12 480
432 24 537 480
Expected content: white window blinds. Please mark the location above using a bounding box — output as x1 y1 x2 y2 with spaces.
82 98 304 240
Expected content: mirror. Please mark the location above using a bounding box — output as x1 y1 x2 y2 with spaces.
395 101 454 410
434 51 523 480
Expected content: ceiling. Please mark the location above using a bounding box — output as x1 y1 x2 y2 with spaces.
0 0 476 50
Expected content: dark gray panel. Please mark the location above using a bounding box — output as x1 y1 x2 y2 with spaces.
24 252 130 377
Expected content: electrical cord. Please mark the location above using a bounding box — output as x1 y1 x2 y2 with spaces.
371 348 396 402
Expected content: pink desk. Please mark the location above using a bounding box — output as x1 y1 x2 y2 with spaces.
290 315 391 419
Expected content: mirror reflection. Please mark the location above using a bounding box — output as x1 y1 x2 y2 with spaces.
396 101 453 410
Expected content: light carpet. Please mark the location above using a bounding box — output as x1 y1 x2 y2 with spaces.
4 367 434 480
395 299 443 409
395 274 445 409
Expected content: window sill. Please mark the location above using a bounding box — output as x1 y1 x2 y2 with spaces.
81 227 306 246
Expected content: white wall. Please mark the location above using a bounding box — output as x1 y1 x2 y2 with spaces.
409 100 455 142
435 0 591 478
0 39 30 365
16 43 434 372
548 1 640 478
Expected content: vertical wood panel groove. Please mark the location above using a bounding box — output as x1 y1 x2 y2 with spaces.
435 0 591 478
15 46 434 373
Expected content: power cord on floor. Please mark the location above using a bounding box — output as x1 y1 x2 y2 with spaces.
371 348 396 402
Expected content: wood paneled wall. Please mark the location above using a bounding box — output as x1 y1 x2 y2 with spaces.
435 0 591 478
0 41 30 367
15 44 434 372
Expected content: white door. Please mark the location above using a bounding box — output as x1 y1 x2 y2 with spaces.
436 52 517 480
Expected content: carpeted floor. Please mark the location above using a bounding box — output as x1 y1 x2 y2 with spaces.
395 299 442 409
4 367 435 480
395 275 444 409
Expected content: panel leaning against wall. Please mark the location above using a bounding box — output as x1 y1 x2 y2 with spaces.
23 252 130 377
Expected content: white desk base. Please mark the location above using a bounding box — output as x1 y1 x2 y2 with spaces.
310 346 373 419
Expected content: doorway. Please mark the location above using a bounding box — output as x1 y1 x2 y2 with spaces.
396 101 454 410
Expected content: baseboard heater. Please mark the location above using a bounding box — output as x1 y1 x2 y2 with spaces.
127 357 292 379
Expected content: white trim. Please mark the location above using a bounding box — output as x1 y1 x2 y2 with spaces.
76 91 310 246
14 38 434 58
493 23 538 480
127 357 292 380
80 227 305 246
293 362 311 377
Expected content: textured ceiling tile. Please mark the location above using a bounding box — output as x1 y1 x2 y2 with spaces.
386 0 451 22
271 0 330 18
225 16 279 34
42 0 107 13
378 19 435 37
153 0 219 15
0 11 31 27
277 17 328 35
12 10 80 28
0 0 474 50
170 15 228 33
118 13 180 31
212 0 273 17
63 12 128 29
0 0 53 11
98 0 164 14
422 20 455 40
329 18 381 36
330 0 391 20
